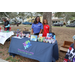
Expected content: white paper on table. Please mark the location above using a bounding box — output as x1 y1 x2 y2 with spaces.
39 34 42 37
13 36 23 39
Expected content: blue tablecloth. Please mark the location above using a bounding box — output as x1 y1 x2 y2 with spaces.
8 37 59 62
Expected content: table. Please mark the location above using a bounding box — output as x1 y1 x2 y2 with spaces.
8 37 59 62
0 31 14 45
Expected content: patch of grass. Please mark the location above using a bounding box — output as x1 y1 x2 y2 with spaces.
25 25 32 27
24 59 26 61
20 57 22 60
17 59 20 62
7 47 9 49
3 54 4 56
6 56 20 62
65 27 75 29
7 52 9 54
52 26 62 27
0 51 2 54
0 46 3 49
6 56 12 61
52 26 75 29
10 58 17 62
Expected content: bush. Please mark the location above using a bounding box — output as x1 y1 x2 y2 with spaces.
0 22 4 25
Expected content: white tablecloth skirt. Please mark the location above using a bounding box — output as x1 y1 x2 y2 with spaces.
0 31 14 45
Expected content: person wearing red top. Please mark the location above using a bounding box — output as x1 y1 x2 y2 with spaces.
42 19 50 37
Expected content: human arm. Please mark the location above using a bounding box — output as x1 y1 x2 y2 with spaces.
5 24 10 28
39 29 43 34
39 23 43 34
31 24 34 34
31 29 34 34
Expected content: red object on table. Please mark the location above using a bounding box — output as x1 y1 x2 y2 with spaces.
17 34 19 37
5 28 7 31
0 27 1 31
9 27 11 31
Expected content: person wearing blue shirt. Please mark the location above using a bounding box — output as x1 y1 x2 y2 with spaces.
31 16 43 35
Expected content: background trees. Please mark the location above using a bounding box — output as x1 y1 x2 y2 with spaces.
54 12 75 23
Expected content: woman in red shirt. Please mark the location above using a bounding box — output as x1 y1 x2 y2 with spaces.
43 19 50 37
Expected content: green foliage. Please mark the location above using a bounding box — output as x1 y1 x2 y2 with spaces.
0 12 43 23
10 58 17 62
0 46 3 49
54 12 75 23
3 54 4 56
6 56 20 62
7 52 9 54
0 51 2 53
6 56 12 60
7 47 9 49
17 59 20 62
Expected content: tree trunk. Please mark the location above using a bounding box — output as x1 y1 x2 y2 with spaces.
43 12 52 32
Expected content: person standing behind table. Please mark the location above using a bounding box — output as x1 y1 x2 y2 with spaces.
31 16 43 35
42 19 50 37
2 18 10 31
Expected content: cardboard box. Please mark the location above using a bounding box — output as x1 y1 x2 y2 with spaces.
60 41 73 52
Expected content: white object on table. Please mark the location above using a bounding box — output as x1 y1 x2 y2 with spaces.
1 30 4 32
39 34 42 37
13 36 23 39
0 31 14 45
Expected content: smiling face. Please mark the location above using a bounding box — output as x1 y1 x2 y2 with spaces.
43 19 48 25
36 17 40 23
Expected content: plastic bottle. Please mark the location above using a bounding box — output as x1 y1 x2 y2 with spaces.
53 35 56 40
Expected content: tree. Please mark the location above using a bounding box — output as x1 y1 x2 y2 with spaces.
54 12 75 23
43 12 52 32
18 12 26 22
38 12 43 15
0 12 11 20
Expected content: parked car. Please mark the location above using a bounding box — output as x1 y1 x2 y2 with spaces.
66 23 75 27
0 21 4 25
0 21 2 23
22 21 32 25
53 22 63 26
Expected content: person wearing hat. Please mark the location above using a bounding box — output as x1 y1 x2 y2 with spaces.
64 35 75 62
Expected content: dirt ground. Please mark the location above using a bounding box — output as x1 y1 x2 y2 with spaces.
0 25 75 62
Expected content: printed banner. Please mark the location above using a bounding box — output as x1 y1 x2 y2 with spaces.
9 37 59 62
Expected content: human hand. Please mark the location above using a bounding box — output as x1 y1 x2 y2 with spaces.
38 35 39 37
